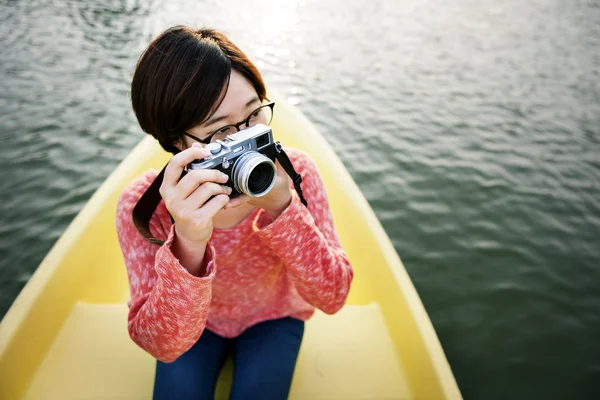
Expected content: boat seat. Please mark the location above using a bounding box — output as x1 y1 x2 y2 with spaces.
24 303 410 399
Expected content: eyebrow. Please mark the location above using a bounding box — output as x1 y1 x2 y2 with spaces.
202 96 260 127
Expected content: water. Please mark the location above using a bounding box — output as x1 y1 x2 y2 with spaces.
1 0 599 398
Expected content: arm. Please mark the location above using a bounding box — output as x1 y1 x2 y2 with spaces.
116 175 216 363
257 150 354 314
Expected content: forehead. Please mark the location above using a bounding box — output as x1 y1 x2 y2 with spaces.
213 70 257 116
187 70 257 137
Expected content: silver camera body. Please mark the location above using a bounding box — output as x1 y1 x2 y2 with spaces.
187 124 278 198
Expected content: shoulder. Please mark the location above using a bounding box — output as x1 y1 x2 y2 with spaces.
282 147 330 208
284 147 320 177
116 169 160 216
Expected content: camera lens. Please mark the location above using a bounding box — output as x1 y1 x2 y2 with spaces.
232 151 277 197
248 163 273 193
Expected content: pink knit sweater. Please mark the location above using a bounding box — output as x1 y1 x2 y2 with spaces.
116 148 353 362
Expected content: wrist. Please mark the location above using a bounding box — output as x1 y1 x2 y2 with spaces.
265 190 293 220
172 227 209 277
174 226 209 248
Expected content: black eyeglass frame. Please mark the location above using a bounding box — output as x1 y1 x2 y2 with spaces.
183 101 276 144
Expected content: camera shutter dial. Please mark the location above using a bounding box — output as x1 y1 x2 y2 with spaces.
206 143 222 154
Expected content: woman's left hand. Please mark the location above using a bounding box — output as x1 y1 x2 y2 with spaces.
226 160 292 220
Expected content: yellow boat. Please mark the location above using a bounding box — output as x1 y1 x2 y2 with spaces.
0 94 461 400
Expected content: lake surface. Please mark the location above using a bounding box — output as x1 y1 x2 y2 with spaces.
1 0 599 398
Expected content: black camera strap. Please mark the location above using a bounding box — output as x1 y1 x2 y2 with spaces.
132 165 169 245
274 142 308 207
132 145 307 245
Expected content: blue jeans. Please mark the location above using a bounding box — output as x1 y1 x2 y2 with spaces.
153 317 304 400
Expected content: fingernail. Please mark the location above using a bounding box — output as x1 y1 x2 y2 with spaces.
221 173 229 181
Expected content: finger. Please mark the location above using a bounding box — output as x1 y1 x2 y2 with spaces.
176 169 229 200
225 194 251 209
163 146 211 189
197 194 230 218
187 182 232 208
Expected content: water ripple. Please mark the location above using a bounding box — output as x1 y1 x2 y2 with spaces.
1 0 600 398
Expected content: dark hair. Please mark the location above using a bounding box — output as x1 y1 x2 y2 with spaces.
131 26 267 154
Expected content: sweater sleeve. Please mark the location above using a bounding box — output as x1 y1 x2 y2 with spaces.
115 172 216 363
256 150 354 314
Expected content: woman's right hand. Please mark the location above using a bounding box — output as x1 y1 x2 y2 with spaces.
159 143 232 247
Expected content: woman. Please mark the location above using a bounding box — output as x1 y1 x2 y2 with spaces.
116 26 353 399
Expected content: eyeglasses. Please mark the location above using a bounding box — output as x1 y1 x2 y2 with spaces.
184 101 275 144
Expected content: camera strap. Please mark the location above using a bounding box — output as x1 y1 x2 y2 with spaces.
132 145 307 245
132 165 169 245
275 142 308 207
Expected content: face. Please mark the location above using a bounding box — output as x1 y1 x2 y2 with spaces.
178 70 262 150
